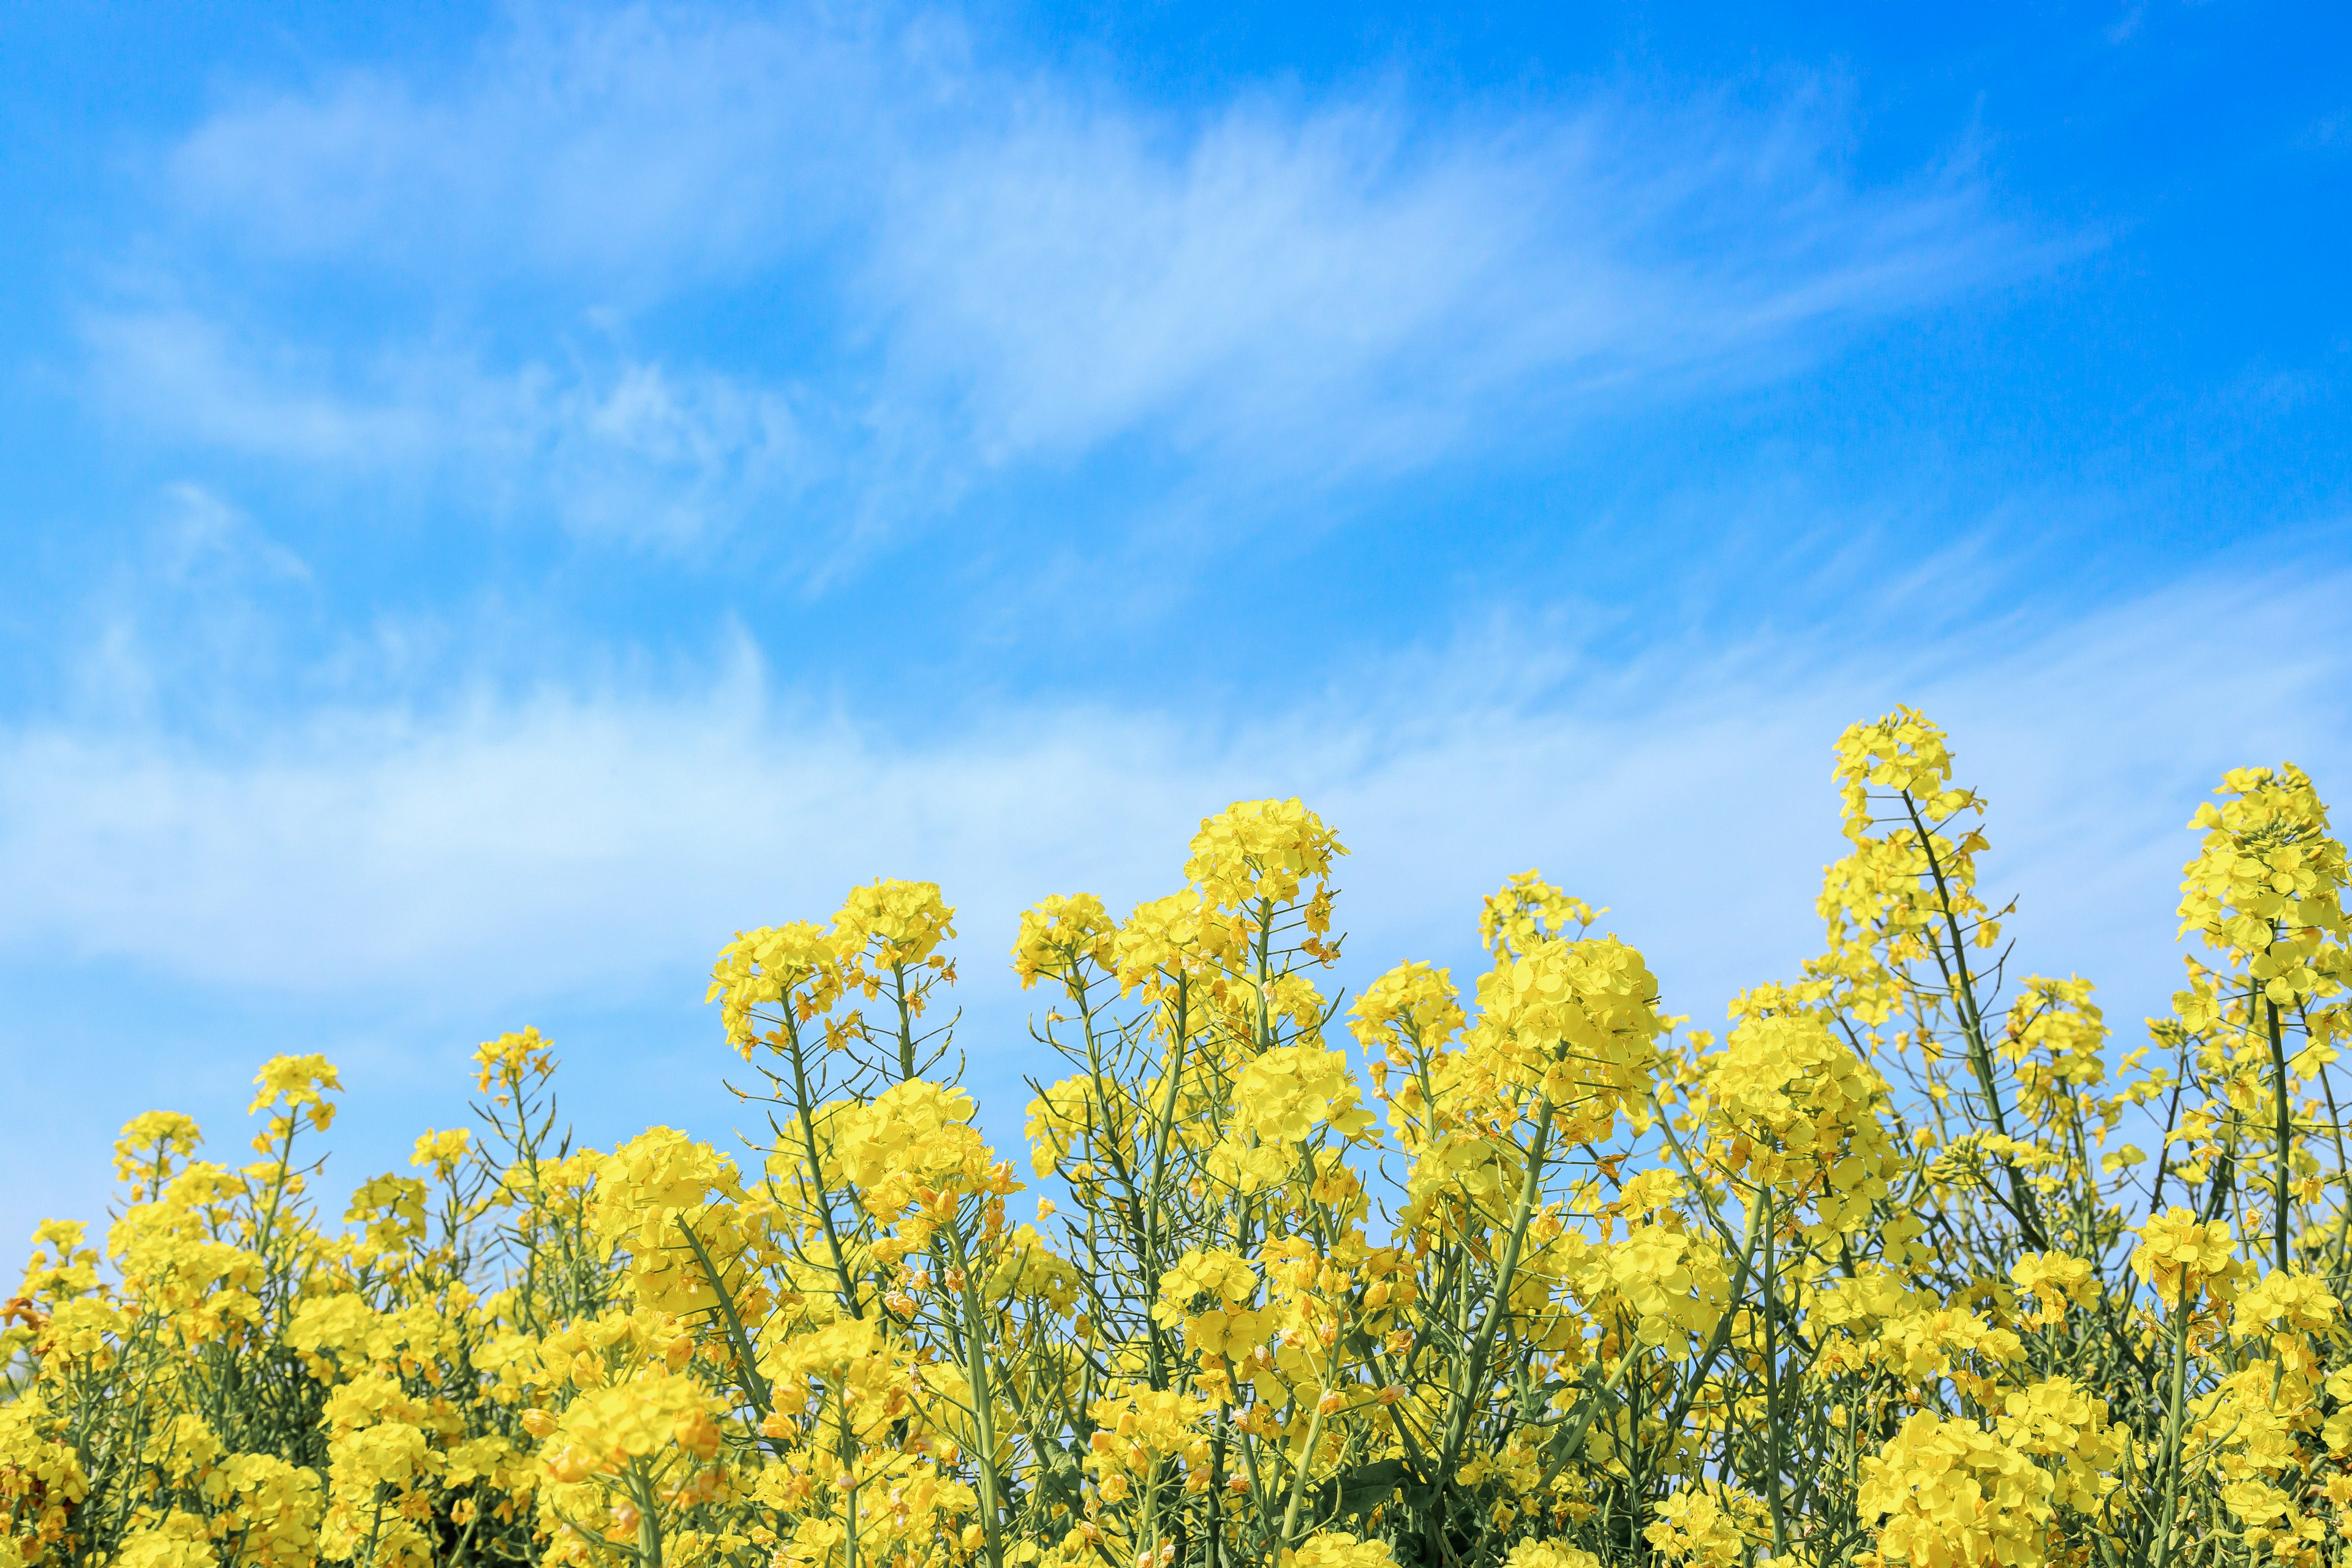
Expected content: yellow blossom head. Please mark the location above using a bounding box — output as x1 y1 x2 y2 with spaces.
113 1111 203 1188
832 878 956 973
707 919 840 1054
473 1027 556 1102
1183 798 1346 913
1012 892 1117 995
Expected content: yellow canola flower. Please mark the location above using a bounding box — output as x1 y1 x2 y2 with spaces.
472 1026 556 1100
210 1453 324 1568
2177 763 2351 1006
1480 870 1598 960
1237 1046 1376 1144
1153 1248 1265 1358
828 1080 990 1201
247 1055 341 1126
1697 1011 1895 1227
0 1395 90 1527
1113 888 1243 994
410 1126 472 1179
345 1172 428 1253
544 1371 715 1478
1576 1225 1729 1354
113 1111 203 1187
1183 798 1346 912
707 920 839 1050
1506 1547 1601 1568
2008 1253 2098 1329
1814 707 2001 1026
1286 1532 1396 1568
2132 1206 2249 1310
2234 1268 2340 1336
2000 978 2112 1122
1644 1483 1761 1568
1993 1378 2124 1515
1468 929 1664 1126
1833 706 1977 829
832 878 957 973
590 1128 753 1315
1087 1384 1208 1479
1858 1411 2054 1568
112 1512 216 1568
1868 1307 2023 1385
1349 960 1465 1051
1012 892 1118 994
984 1224 1080 1313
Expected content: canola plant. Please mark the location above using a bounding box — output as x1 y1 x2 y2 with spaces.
5 707 2350 1568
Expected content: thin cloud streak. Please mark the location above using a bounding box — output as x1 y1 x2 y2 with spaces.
82 309 821 545
1 567 2345 1250
1 568 2340 1022
83 4 2032 545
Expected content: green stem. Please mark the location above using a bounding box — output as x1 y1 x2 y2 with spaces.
1905 795 2046 1250
946 1223 1007 1568
1435 1096 1556 1484
631 1464 665 1568
782 1022 865 1319
1762 1188 1786 1556
676 1215 772 1416
2269 994 2293 1273
2149 1279 2195 1568
1279 1394 1331 1551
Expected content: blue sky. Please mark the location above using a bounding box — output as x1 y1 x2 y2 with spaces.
2 1 2347 1245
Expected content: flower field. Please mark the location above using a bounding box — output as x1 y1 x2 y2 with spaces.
6 706 2349 1568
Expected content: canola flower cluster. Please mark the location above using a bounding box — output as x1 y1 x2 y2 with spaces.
7 709 2352 1568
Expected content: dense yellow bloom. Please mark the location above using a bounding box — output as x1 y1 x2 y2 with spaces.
707 920 839 1049
1480 871 1597 960
1287 1533 1395 1568
1697 1011 1894 1231
1575 1225 1729 1353
1349 961 1465 1052
1153 1250 1265 1358
832 878 957 973
1113 888 1241 994
2008 1253 2097 1329
2132 1207 2248 1310
828 1080 990 1202
16 736 2352 1568
112 1512 216 1568
1012 893 1118 994
1643 1484 1759 1568
1993 1379 2122 1515
1504 1546 1600 1568
1860 1411 2052 1568
2235 1268 2340 1337
1466 927 1664 1129
545 1371 715 1475
1182 798 1345 912
1236 1046 1376 1144
2179 764 2351 1005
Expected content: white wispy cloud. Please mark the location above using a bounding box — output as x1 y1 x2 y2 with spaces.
3 564 2341 1042
83 308 819 545
81 3 2029 545
164 6 883 287
3 562 2343 1244
872 89 2010 472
